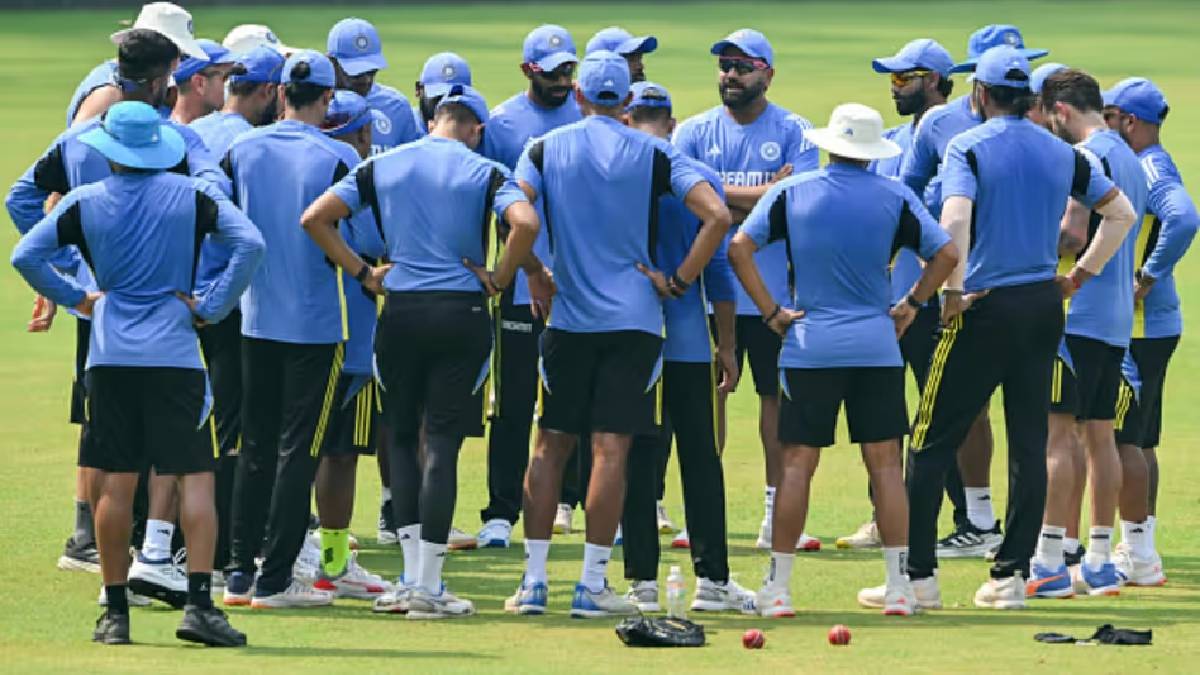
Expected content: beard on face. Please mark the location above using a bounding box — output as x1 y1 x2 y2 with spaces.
256 96 279 125
718 78 765 109
532 76 572 107
420 95 440 126
894 88 927 116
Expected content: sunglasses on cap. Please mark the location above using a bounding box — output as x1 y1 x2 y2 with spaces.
889 69 931 87
530 62 576 79
717 56 769 75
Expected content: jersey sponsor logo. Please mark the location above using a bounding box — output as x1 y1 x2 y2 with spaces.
374 114 392 135
760 141 781 161
718 170 772 187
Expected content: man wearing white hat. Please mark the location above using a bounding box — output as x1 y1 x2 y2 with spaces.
728 103 959 618
222 24 293 57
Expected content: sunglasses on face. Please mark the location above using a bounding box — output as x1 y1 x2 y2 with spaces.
531 63 576 79
890 69 931 87
718 56 769 75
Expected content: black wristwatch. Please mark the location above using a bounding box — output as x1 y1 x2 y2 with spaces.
354 264 370 285
763 304 782 325
667 273 691 298
905 293 922 309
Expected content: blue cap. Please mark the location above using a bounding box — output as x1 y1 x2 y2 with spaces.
578 50 631 105
327 18 388 76
586 27 658 56
229 46 286 84
523 24 578 72
322 90 376 136
871 38 954 78
626 81 672 111
970 46 1032 89
174 39 237 83
78 101 185 169
282 50 337 88
710 28 773 67
1030 62 1067 94
419 52 472 98
1104 77 1169 125
951 24 1048 73
435 84 489 124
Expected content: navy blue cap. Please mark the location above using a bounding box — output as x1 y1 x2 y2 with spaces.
229 46 285 84
586 27 658 56
1030 62 1067 94
626 81 672 111
578 50 631 105
435 84 489 124
419 52 472 98
523 24 578 71
174 39 236 83
327 17 388 76
710 28 773 66
1104 77 1169 125
282 49 337 88
872 38 954 78
970 46 1032 89
951 24 1048 73
322 90 376 136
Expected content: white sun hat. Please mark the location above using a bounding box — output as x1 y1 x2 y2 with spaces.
111 2 207 60
802 103 901 161
222 24 293 57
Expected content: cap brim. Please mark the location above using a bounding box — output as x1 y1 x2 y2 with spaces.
534 51 578 71
424 82 454 98
619 36 658 55
79 125 186 170
337 52 388 76
803 128 901 161
871 56 918 74
112 27 208 60
951 47 1049 74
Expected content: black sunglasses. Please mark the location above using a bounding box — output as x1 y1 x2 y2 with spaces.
718 56 769 75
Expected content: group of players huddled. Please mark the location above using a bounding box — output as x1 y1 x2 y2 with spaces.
7 1 1196 648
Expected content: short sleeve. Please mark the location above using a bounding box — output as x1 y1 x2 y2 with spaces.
1071 147 1116 208
784 114 819 171
663 143 703 199
671 117 701 160
331 160 371 216
490 167 528 221
940 138 978 202
514 140 544 198
896 188 951 261
741 180 789 248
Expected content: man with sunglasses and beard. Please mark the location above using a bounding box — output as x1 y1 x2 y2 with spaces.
673 28 819 554
327 17 421 155
837 38 958 552
475 24 583 550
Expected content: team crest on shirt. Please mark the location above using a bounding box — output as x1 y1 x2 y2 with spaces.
760 141 781 161
374 114 392 134
355 34 371 51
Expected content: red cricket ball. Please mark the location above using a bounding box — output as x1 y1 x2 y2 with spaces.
828 624 851 646
742 628 766 649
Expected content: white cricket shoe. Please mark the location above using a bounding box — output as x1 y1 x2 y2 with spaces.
250 578 334 609
127 553 188 608
755 583 795 618
313 552 392 600
670 529 690 549
477 519 512 548
836 521 881 549
553 503 574 534
656 501 675 534
625 580 660 612
691 577 757 614
448 527 478 551
858 574 942 611
1114 547 1166 587
292 533 323 582
756 521 821 551
408 586 474 619
569 583 637 618
974 573 1026 609
372 583 412 614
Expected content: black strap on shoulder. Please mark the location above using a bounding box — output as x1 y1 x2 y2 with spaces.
528 140 552 251
892 199 923 260
483 168 505 262
220 151 238 207
55 201 91 268
33 144 70 195
965 148 980 251
646 148 673 267
355 161 384 242
766 190 794 297
193 190 220 291
1070 148 1092 200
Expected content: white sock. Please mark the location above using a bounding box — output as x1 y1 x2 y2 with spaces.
883 547 907 587
397 524 421 586
964 487 995 530
380 486 392 503
1122 520 1151 558
1064 537 1080 558
416 540 447 594
142 519 174 561
524 539 550 585
1035 525 1066 569
1084 526 1113 569
767 552 794 591
1147 515 1157 550
580 543 611 593
763 486 775 523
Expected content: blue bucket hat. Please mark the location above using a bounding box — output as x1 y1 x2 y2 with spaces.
1030 62 1068 94
710 28 773 66
327 18 388 76
626 81 672 112
229 46 285 84
970 45 1032 89
951 24 1048 73
523 24 579 72
79 101 185 169
420 52 472 98
1104 77 1169 125
578 50 631 105
282 50 337 88
872 38 954 78
435 84 489 124
174 39 237 83
586 27 658 56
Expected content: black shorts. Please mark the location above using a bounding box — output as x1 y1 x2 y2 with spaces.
82 366 217 474
778 366 908 447
376 292 492 439
70 318 91 424
1113 375 1143 446
710 315 781 396
320 374 379 456
1050 335 1124 420
1127 336 1179 448
538 328 663 436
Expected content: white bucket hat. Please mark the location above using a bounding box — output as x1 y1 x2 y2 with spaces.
222 24 293 57
803 103 901 161
111 2 207 60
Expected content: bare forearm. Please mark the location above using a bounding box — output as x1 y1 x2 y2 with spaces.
1076 191 1136 274
300 194 362 274
729 234 776 317
494 202 540 288
724 183 771 212
940 196 973 290
909 245 960 303
712 300 736 350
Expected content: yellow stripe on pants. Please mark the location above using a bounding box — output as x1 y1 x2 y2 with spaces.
309 344 345 457
911 314 962 449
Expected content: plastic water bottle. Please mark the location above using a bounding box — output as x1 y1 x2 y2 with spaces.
666 565 687 619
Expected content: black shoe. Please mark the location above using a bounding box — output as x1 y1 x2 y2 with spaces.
1064 543 1087 567
59 535 100 573
936 520 1003 559
379 499 397 533
93 610 131 645
176 605 247 647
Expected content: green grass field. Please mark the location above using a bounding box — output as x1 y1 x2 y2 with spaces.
2 1 1200 672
